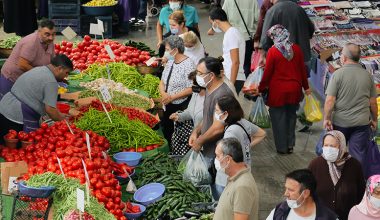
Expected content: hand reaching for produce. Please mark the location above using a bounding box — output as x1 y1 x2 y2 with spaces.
169 113 179 121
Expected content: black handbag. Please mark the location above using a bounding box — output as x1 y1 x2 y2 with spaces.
171 120 194 156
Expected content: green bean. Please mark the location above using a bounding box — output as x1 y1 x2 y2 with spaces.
0 36 21 49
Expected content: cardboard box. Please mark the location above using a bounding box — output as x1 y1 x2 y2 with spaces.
1 161 28 195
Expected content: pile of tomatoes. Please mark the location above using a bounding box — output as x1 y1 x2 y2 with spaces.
55 36 153 71
1 121 133 220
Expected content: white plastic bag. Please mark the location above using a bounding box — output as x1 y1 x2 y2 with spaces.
243 67 264 92
249 96 271 128
183 150 212 186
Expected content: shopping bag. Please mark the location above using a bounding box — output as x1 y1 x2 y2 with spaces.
364 139 380 178
248 96 271 128
183 150 212 186
171 120 193 156
297 98 313 127
304 94 323 122
250 51 260 72
243 67 264 93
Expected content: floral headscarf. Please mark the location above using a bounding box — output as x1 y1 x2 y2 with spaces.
356 175 380 217
267 24 294 60
322 130 351 185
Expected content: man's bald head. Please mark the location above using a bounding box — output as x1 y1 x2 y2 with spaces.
341 43 361 63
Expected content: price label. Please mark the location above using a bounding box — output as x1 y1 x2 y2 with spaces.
81 159 90 184
86 133 92 160
102 151 108 160
61 27 77 40
97 19 104 33
89 23 102 36
104 45 115 60
76 188 85 212
145 57 156 66
100 84 112 102
332 51 340 60
56 157 66 178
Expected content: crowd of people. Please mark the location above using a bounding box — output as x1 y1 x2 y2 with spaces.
153 0 380 220
0 0 379 219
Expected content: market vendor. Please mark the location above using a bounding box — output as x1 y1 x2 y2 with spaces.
0 54 72 140
0 19 56 99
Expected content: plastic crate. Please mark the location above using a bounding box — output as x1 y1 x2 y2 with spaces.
52 19 80 34
11 195 53 220
80 15 112 38
48 0 80 19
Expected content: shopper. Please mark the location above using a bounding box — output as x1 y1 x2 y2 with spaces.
156 0 199 48
259 0 314 65
218 0 259 77
348 175 380 220
3 0 37 36
158 10 201 57
209 7 246 94
181 31 205 65
324 43 378 171
214 95 266 199
189 57 235 163
213 138 259 220
159 36 194 146
251 25 310 154
253 0 273 50
308 130 366 220
169 71 205 128
266 169 338 220
0 54 72 139
0 19 56 99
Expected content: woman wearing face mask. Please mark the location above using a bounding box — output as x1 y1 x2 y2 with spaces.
181 31 205 65
159 35 195 147
208 7 246 94
213 95 266 199
156 0 200 49
348 175 380 220
308 130 366 220
158 10 201 58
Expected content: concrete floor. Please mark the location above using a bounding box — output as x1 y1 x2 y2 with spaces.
0 1 323 219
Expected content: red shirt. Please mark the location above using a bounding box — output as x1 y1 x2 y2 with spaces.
258 44 309 107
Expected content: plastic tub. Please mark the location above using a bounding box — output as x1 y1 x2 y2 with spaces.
18 182 56 198
133 183 165 206
124 203 146 219
113 152 142 166
4 136 18 148
82 5 116 16
21 141 33 148
57 102 70 114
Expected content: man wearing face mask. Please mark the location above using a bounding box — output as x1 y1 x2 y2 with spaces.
309 130 365 220
324 43 378 173
156 0 200 49
213 138 259 220
266 169 338 220
0 19 56 99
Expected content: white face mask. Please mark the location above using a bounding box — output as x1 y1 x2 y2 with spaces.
370 196 380 209
169 2 181 11
322 146 340 162
196 73 211 88
214 112 225 122
214 156 228 173
185 46 195 51
212 21 222 33
286 191 305 209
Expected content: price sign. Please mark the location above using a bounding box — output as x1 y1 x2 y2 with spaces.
104 45 115 60
97 19 104 33
145 57 156 66
56 157 66 178
100 84 112 102
89 23 102 36
86 133 92 160
76 188 85 212
61 27 77 40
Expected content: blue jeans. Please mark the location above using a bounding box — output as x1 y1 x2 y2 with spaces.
211 184 225 201
138 0 147 20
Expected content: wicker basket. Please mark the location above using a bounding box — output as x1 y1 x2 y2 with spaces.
0 48 13 58
136 65 160 75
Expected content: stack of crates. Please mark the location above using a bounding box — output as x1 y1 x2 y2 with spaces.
49 0 81 34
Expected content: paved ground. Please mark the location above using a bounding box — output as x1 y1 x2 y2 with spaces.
0 1 324 219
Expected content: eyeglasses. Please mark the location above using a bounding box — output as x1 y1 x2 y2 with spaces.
196 70 211 77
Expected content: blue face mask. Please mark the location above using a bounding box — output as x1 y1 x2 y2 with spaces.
164 49 176 60
170 28 179 35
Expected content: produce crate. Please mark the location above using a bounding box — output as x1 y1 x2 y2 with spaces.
11 195 53 220
52 19 80 34
48 0 80 19
1 194 15 220
80 15 112 38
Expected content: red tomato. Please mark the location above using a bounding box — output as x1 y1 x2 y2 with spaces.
84 35 91 42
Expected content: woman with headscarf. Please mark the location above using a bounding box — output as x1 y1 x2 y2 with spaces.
309 130 366 220
348 175 380 220
250 24 311 154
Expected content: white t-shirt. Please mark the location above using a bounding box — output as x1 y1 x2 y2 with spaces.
266 208 316 220
222 27 246 81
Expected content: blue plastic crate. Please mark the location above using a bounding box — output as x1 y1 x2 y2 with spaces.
52 19 80 34
48 0 80 19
